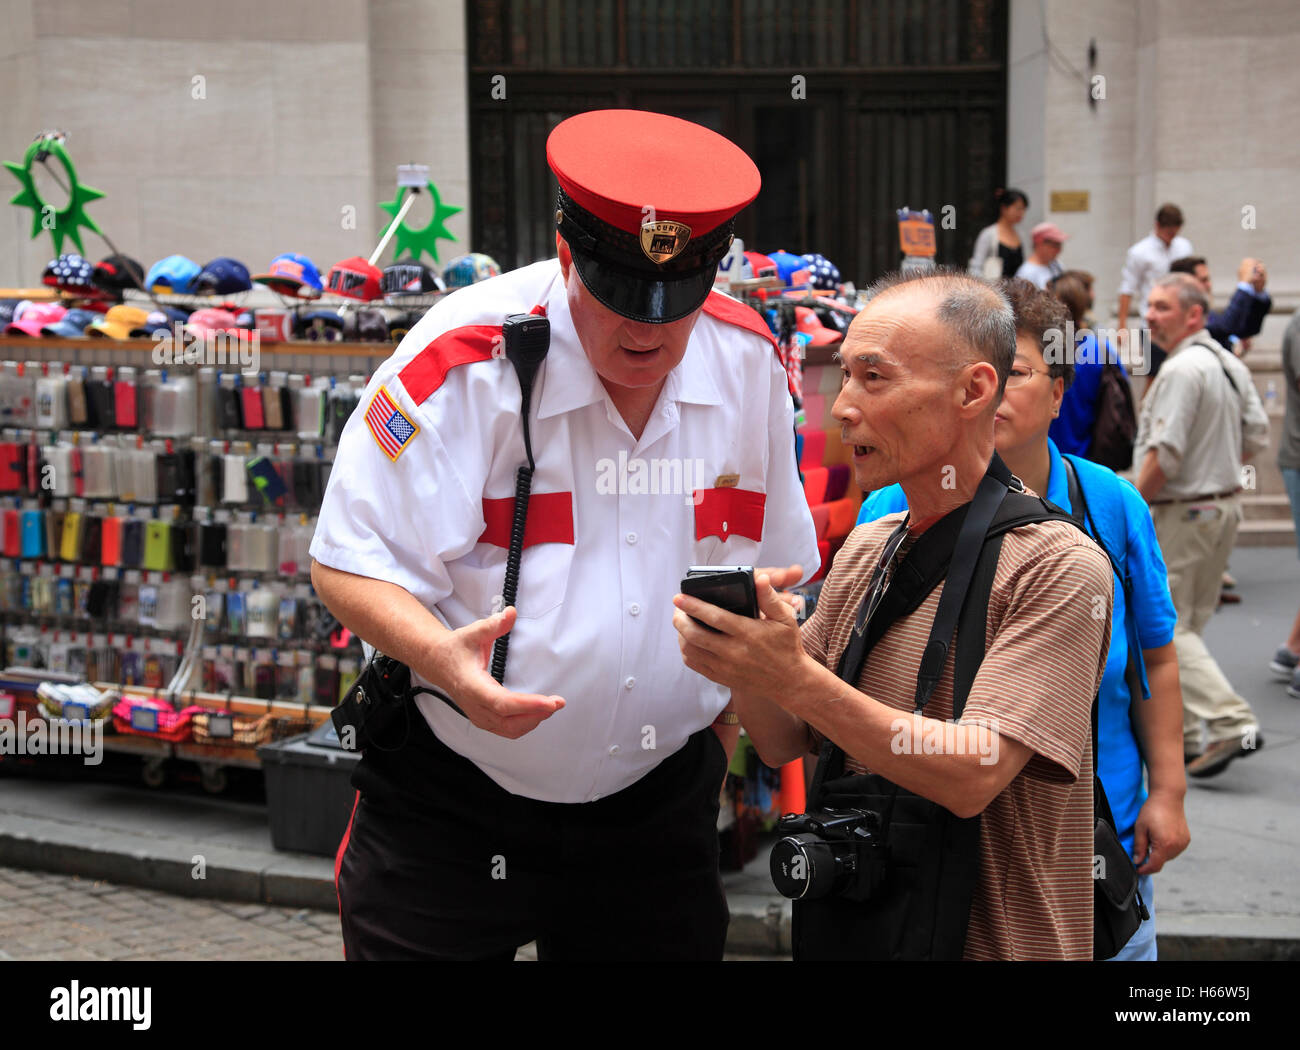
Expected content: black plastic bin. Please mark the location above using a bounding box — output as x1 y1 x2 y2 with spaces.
258 730 361 857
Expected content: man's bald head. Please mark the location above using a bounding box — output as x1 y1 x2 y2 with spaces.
860 269 1016 399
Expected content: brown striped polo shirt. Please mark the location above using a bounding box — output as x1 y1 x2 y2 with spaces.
800 511 1113 960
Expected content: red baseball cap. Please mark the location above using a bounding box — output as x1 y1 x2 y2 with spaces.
325 257 383 302
744 251 779 280
547 109 761 323
794 306 842 347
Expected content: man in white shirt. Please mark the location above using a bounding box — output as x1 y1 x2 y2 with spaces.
309 109 819 960
1134 274 1268 779
1118 204 1194 373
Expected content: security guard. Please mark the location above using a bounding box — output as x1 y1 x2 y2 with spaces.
310 109 819 960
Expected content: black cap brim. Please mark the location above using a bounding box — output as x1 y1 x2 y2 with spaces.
569 245 717 324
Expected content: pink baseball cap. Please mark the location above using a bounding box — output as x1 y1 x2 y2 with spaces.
185 308 242 336
795 306 842 346
5 302 66 337
1031 222 1068 244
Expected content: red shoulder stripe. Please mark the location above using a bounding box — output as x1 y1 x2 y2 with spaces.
398 324 500 404
702 290 777 352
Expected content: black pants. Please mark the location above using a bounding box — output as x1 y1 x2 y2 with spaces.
335 711 730 960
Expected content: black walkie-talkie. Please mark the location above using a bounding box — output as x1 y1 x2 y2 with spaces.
490 313 551 683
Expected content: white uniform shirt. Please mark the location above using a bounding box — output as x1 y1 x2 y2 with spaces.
310 259 819 802
1117 232 1195 321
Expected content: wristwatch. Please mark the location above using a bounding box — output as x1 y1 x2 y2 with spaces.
712 710 740 726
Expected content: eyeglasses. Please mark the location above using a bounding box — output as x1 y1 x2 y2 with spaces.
1005 365 1049 387
854 520 910 637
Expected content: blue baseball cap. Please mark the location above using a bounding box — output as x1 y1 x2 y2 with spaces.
128 306 190 337
0 300 20 326
146 255 202 294
253 253 323 298
766 250 812 288
41 307 102 338
193 257 252 295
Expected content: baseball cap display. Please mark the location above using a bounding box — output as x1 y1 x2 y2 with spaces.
801 252 841 291
767 250 812 288
146 255 202 294
441 253 502 290
294 310 345 341
92 255 145 296
547 110 759 323
129 307 190 337
1031 222 1068 244
193 258 253 295
41 307 101 338
715 250 752 283
794 306 843 347
42 253 96 294
86 305 150 339
185 308 242 337
381 261 444 296
744 251 779 280
325 257 383 301
253 253 324 299
6 302 67 337
342 308 389 342
387 310 421 341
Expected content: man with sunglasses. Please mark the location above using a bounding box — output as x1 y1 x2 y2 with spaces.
309 110 818 960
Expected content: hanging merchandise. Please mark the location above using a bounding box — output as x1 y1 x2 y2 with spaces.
253 253 324 299
4 135 105 256
377 174 462 266
246 583 277 639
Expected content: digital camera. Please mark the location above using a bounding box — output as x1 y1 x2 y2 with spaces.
770 808 889 902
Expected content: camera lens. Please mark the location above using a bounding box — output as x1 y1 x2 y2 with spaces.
770 833 841 900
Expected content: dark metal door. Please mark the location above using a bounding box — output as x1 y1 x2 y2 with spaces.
467 0 1007 283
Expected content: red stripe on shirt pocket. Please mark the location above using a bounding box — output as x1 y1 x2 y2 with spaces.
479 491 575 549
693 487 766 542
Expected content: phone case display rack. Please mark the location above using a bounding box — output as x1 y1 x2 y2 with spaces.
0 339 373 784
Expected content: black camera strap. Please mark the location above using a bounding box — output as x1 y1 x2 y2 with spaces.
812 452 1075 798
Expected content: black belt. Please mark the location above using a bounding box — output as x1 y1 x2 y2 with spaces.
1150 487 1241 506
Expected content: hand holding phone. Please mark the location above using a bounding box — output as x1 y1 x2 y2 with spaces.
680 565 758 632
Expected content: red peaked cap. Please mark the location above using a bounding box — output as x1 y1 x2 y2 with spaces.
547 109 760 235
547 109 761 322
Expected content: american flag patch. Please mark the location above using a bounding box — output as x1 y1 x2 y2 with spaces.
364 385 419 461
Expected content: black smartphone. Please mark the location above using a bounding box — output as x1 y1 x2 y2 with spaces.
680 565 758 631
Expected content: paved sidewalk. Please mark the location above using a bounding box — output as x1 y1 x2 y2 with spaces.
1 546 1296 959
0 864 342 961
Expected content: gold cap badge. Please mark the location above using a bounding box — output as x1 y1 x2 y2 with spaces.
640 220 692 264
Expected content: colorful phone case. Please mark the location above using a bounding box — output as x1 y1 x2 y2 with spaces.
114 380 138 428
59 510 83 562
101 516 122 565
143 520 172 571
240 386 265 429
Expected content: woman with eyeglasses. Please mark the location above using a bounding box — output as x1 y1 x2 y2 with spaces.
854 279 1189 960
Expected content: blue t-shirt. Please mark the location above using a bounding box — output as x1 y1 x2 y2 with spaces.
855 440 1177 857
1048 331 1128 459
